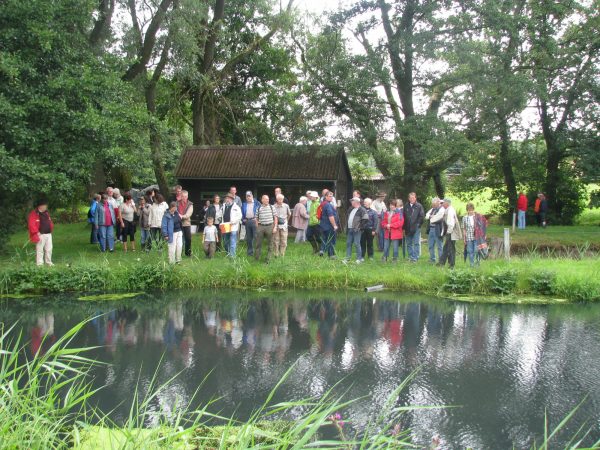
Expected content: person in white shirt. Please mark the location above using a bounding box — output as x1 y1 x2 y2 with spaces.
202 216 218 258
372 192 388 251
438 198 462 268
425 197 445 263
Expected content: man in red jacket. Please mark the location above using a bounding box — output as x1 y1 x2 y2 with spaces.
517 192 528 230
28 198 54 266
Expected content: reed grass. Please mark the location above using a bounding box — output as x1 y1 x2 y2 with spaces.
1 320 598 449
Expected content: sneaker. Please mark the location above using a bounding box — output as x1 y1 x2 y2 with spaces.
319 251 324 257
356 259 363 264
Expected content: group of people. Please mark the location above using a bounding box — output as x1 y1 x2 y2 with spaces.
517 192 549 229
28 184 488 268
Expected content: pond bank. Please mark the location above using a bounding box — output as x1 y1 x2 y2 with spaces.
1 254 599 303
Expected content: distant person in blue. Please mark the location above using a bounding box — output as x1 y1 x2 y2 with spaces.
319 190 338 258
88 194 101 244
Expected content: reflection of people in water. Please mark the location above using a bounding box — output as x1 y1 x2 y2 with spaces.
31 313 56 356
314 300 338 356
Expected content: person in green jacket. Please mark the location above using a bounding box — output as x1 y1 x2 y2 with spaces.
306 191 322 254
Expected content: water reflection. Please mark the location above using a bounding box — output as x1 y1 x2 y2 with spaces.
3 290 600 448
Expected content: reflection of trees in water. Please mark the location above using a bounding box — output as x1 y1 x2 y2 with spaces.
8 291 600 447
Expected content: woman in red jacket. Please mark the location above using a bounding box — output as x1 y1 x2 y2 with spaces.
517 192 527 229
28 198 54 266
381 199 405 262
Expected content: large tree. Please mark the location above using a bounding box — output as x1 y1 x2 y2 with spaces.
526 0 600 220
298 0 475 197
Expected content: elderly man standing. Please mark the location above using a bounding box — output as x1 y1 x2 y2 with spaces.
438 198 462 268
345 197 368 263
254 195 278 263
425 197 445 264
221 193 242 257
273 194 292 257
403 192 424 263
372 192 387 251
28 198 54 266
361 198 379 260
178 190 194 257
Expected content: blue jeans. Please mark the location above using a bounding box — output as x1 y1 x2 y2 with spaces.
377 227 385 250
223 230 238 257
383 239 400 260
428 227 442 262
346 230 363 260
406 232 421 261
517 210 526 229
140 228 151 248
244 221 257 256
320 228 336 257
99 225 114 252
466 239 477 266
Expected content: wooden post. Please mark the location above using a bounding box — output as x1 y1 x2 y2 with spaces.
512 212 516 232
504 227 511 260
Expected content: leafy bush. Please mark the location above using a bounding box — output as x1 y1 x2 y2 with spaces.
529 270 557 295
486 270 517 295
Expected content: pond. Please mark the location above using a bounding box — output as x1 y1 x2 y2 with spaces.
2 289 600 448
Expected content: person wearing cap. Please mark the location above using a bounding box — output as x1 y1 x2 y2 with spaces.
292 196 310 243
403 192 425 262
425 197 445 264
438 198 462 268
242 191 260 256
221 193 242 257
28 198 54 266
319 190 338 258
372 192 388 251
306 191 322 254
346 197 368 263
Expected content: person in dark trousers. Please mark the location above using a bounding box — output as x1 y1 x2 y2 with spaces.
438 198 463 269
403 192 425 262
361 198 379 260
88 194 101 244
242 191 260 256
319 191 338 258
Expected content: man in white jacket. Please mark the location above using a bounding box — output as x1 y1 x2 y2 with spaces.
425 197 445 264
221 193 242 257
438 198 462 268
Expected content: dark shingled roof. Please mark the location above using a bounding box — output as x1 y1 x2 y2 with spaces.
176 146 348 181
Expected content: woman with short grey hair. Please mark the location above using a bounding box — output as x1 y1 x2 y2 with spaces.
292 196 309 243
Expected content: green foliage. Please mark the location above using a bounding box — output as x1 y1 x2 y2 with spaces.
529 271 557 296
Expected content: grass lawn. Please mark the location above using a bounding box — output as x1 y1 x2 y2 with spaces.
1 222 599 302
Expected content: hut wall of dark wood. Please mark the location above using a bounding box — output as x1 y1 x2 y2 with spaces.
175 146 353 228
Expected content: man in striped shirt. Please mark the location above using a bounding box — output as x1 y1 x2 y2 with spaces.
254 195 278 263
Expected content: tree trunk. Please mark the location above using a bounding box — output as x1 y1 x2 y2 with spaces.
145 84 170 195
192 90 205 145
499 117 518 214
433 173 445 199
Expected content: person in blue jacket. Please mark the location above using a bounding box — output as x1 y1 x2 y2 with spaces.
88 194 101 244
